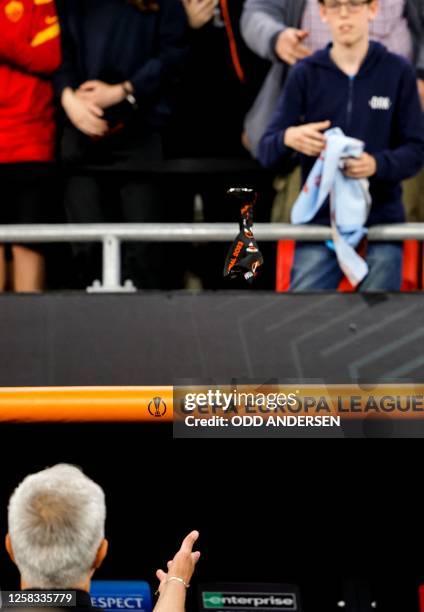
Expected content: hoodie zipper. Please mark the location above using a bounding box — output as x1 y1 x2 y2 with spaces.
346 76 354 129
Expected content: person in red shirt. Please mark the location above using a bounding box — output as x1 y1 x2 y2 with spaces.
0 0 61 292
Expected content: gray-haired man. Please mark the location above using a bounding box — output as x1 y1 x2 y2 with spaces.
6 464 199 612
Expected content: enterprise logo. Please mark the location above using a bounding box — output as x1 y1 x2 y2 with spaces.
202 592 297 610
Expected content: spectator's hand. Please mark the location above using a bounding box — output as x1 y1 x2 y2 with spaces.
275 28 311 65
417 79 424 110
181 0 216 29
76 80 127 109
61 88 108 137
156 530 201 594
284 120 331 156
343 153 377 179
241 130 251 152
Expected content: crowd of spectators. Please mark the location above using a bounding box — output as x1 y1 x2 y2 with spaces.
1 0 424 292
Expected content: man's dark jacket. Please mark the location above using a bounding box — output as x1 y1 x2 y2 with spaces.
54 0 188 128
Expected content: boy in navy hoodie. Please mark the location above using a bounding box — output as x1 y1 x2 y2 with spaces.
258 0 424 291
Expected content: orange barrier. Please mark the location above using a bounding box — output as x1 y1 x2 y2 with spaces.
3 384 424 422
0 387 173 422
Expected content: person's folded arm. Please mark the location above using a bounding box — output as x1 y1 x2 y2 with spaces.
240 0 288 61
373 64 424 183
128 0 188 103
53 0 80 97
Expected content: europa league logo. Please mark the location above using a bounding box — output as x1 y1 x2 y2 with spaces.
148 396 167 418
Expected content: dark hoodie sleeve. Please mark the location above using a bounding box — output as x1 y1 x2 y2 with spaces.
129 0 188 101
53 0 80 96
257 64 305 170
373 63 424 183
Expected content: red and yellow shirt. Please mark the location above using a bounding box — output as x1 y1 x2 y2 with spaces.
0 0 61 162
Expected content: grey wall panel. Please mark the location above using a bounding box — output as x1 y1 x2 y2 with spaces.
0 292 423 386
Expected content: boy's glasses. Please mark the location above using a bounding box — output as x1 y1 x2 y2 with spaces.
324 0 372 13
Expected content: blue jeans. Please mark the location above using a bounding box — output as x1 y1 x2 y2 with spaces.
290 242 403 292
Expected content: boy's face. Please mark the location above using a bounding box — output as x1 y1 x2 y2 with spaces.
319 0 379 47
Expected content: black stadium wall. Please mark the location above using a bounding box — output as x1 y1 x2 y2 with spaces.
0 423 422 612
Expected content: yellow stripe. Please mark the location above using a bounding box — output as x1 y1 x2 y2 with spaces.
30 22 60 47
34 0 53 5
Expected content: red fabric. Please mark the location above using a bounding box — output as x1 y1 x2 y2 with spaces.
419 585 424 612
276 240 295 292
401 240 420 291
220 0 245 83
0 0 61 163
276 240 420 292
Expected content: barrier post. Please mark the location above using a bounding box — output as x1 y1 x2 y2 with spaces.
87 234 136 293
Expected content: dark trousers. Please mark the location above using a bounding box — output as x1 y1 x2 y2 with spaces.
290 241 403 292
65 174 167 289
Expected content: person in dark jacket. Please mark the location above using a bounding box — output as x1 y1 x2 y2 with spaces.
164 0 272 289
258 0 424 291
55 0 188 289
168 0 266 158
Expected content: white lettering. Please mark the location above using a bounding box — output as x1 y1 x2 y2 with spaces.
369 96 391 110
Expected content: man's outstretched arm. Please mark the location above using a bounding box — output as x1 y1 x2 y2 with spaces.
153 530 201 612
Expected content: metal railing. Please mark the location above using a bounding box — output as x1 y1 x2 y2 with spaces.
1 222 423 292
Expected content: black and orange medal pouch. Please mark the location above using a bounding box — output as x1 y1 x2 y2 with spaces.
223 188 264 283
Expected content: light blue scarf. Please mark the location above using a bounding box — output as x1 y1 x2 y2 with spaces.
291 127 372 286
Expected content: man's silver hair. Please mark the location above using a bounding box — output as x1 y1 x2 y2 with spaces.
8 464 106 588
